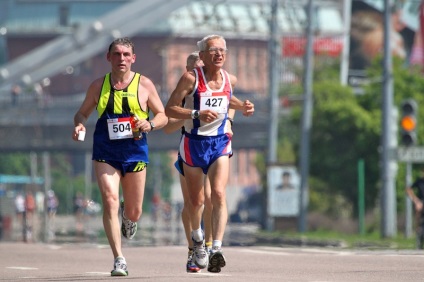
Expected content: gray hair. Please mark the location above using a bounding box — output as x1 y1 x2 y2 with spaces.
196 34 226 51
186 51 200 67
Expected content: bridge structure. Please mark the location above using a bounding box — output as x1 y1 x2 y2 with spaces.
0 0 343 152
0 94 269 153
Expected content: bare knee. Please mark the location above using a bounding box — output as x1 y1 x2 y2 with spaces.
103 194 120 216
189 195 204 211
125 206 142 222
212 189 226 206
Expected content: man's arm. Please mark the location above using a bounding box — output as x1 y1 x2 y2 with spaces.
72 79 100 140
163 118 185 134
228 72 254 116
143 76 168 131
230 95 255 117
165 71 197 120
165 71 220 124
406 184 423 212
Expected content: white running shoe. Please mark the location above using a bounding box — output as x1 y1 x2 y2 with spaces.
192 238 208 269
120 200 137 239
208 247 226 273
111 256 128 276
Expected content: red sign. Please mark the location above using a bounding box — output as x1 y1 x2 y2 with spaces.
282 36 343 57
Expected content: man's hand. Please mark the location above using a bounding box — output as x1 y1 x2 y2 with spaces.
242 100 254 117
199 109 219 123
416 200 423 213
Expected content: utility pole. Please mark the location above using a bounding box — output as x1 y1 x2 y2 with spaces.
340 0 352 85
266 0 280 231
380 0 397 237
298 0 314 233
42 152 51 243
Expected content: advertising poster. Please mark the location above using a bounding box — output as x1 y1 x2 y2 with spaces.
349 0 420 90
267 165 300 217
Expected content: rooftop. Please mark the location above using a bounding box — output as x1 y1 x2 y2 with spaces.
1 0 344 37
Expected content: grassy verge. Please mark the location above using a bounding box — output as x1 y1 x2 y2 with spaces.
257 230 418 250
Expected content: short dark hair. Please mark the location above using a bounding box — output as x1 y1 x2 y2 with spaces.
108 37 135 53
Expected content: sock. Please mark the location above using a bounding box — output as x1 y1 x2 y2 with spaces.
212 240 222 249
192 228 203 242
205 241 212 248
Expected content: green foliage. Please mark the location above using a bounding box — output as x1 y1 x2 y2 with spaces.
0 153 30 175
269 54 424 223
312 81 381 216
0 151 174 216
260 229 416 249
284 77 381 217
363 57 424 213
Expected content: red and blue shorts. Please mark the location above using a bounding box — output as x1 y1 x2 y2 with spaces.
178 133 232 174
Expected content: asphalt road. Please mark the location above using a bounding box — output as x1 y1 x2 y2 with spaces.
1 242 424 281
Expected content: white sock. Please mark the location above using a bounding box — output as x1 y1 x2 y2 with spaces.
192 228 203 242
212 240 222 249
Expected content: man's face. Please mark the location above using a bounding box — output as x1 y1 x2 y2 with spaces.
107 44 136 73
200 38 227 68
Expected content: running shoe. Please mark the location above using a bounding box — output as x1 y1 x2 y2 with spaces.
186 248 201 273
111 256 128 276
192 238 208 269
208 247 226 273
120 200 137 239
205 243 212 255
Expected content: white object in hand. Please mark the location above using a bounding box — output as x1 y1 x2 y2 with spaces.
78 131 86 141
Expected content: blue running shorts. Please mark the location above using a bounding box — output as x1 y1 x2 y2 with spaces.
179 133 232 174
95 159 147 176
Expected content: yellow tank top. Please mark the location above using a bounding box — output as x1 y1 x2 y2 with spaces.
96 72 148 119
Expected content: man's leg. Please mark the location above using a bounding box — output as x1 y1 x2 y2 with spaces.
203 176 213 252
180 174 193 248
208 156 230 242
180 174 200 272
94 161 122 259
183 164 208 268
207 156 229 273
183 164 206 235
120 169 146 222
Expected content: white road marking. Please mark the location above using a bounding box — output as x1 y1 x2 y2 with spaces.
6 266 38 270
85 271 110 275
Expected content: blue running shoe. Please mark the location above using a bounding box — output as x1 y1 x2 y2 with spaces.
186 248 201 273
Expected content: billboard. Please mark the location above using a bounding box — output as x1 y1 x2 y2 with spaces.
349 0 420 87
267 165 300 217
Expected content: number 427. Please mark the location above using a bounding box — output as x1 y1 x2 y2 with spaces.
205 97 223 107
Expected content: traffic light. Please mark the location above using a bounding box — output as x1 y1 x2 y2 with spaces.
400 99 418 146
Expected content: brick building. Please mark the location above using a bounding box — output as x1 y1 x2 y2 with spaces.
0 0 343 214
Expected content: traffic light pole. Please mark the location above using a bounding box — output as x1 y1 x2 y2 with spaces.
405 162 413 238
380 0 397 238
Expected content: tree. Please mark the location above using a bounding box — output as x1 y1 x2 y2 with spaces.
362 57 424 212
288 80 381 217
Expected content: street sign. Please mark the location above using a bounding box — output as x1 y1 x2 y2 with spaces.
397 146 424 163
